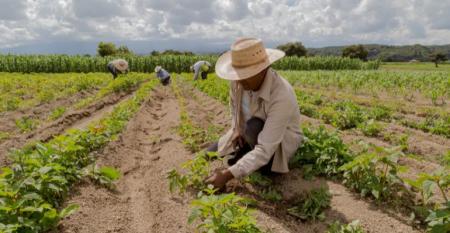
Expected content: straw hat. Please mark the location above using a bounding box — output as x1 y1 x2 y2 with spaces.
215 38 285 80
112 59 128 72
154 66 162 73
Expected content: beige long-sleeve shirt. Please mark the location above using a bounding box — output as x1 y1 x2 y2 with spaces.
217 68 303 178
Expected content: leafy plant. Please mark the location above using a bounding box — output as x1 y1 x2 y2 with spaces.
49 107 66 120
244 172 272 187
167 152 218 194
291 126 352 178
85 165 121 189
15 116 37 133
426 201 450 233
259 187 283 202
287 188 331 221
339 145 407 201
357 119 383 137
326 220 365 233
189 187 263 233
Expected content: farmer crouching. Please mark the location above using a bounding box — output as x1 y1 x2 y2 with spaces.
206 37 303 190
190 60 211 80
154 66 171 86
107 59 129 79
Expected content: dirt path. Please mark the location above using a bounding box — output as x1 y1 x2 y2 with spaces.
56 84 423 233
0 90 135 166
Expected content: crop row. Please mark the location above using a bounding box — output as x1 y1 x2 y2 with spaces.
0 79 159 232
0 73 111 113
0 54 379 73
179 74 449 232
281 70 450 106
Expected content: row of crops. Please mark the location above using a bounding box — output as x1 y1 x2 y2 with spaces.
174 74 449 232
0 76 159 232
0 54 380 73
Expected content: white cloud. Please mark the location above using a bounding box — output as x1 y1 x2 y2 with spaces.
0 0 449 52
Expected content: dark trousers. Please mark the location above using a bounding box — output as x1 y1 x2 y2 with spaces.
107 64 118 79
207 117 275 175
201 71 208 80
161 76 171 86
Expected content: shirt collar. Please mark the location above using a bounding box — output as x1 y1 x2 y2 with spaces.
254 68 273 102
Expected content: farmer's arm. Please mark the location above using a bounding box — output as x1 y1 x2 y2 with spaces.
228 96 294 178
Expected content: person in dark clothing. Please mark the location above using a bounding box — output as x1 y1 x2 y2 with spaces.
154 66 171 86
107 59 129 79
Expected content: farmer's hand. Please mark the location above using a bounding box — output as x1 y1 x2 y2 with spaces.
232 134 245 149
205 169 234 190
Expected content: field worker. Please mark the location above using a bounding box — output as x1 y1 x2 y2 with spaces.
206 37 303 190
154 66 171 86
190 60 212 80
107 59 128 79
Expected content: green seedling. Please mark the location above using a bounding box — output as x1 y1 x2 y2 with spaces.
189 187 263 233
287 188 331 221
326 220 365 233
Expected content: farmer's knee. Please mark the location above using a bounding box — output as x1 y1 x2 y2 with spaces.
244 117 264 147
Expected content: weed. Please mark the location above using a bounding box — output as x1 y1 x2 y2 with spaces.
287 188 331 221
15 116 37 133
49 107 66 120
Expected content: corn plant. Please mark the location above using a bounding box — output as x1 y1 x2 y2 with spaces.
287 188 331 221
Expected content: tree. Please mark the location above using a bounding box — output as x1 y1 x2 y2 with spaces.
116 45 134 55
430 52 448 67
276 42 307 57
97 42 117 57
342 44 368 61
150 50 160 56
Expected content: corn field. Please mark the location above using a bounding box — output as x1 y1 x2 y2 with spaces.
0 54 380 73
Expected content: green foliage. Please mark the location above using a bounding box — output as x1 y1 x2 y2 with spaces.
0 131 10 141
0 79 158 232
430 53 448 67
259 187 283 202
357 119 383 137
167 152 218 194
277 41 307 57
49 107 66 120
287 188 331 221
97 42 117 57
291 126 352 178
342 45 369 61
426 201 450 233
244 172 273 187
189 188 263 233
0 55 378 73
15 116 37 133
339 146 407 201
326 220 365 233
85 165 122 189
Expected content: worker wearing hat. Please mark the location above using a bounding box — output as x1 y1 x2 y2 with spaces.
206 38 303 190
154 66 171 86
190 60 212 80
107 59 129 79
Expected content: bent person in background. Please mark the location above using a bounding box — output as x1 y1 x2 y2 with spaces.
154 66 171 86
191 60 211 80
206 37 303 190
107 59 129 79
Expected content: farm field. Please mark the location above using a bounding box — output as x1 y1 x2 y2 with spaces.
0 63 449 233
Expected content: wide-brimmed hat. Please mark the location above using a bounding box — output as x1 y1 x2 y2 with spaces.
154 66 162 73
112 59 128 72
215 38 285 80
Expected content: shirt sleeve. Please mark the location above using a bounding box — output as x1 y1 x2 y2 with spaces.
228 95 294 178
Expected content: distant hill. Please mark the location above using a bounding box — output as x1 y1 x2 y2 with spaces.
307 44 450 62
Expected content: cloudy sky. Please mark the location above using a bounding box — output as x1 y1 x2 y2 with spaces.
1 0 449 54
